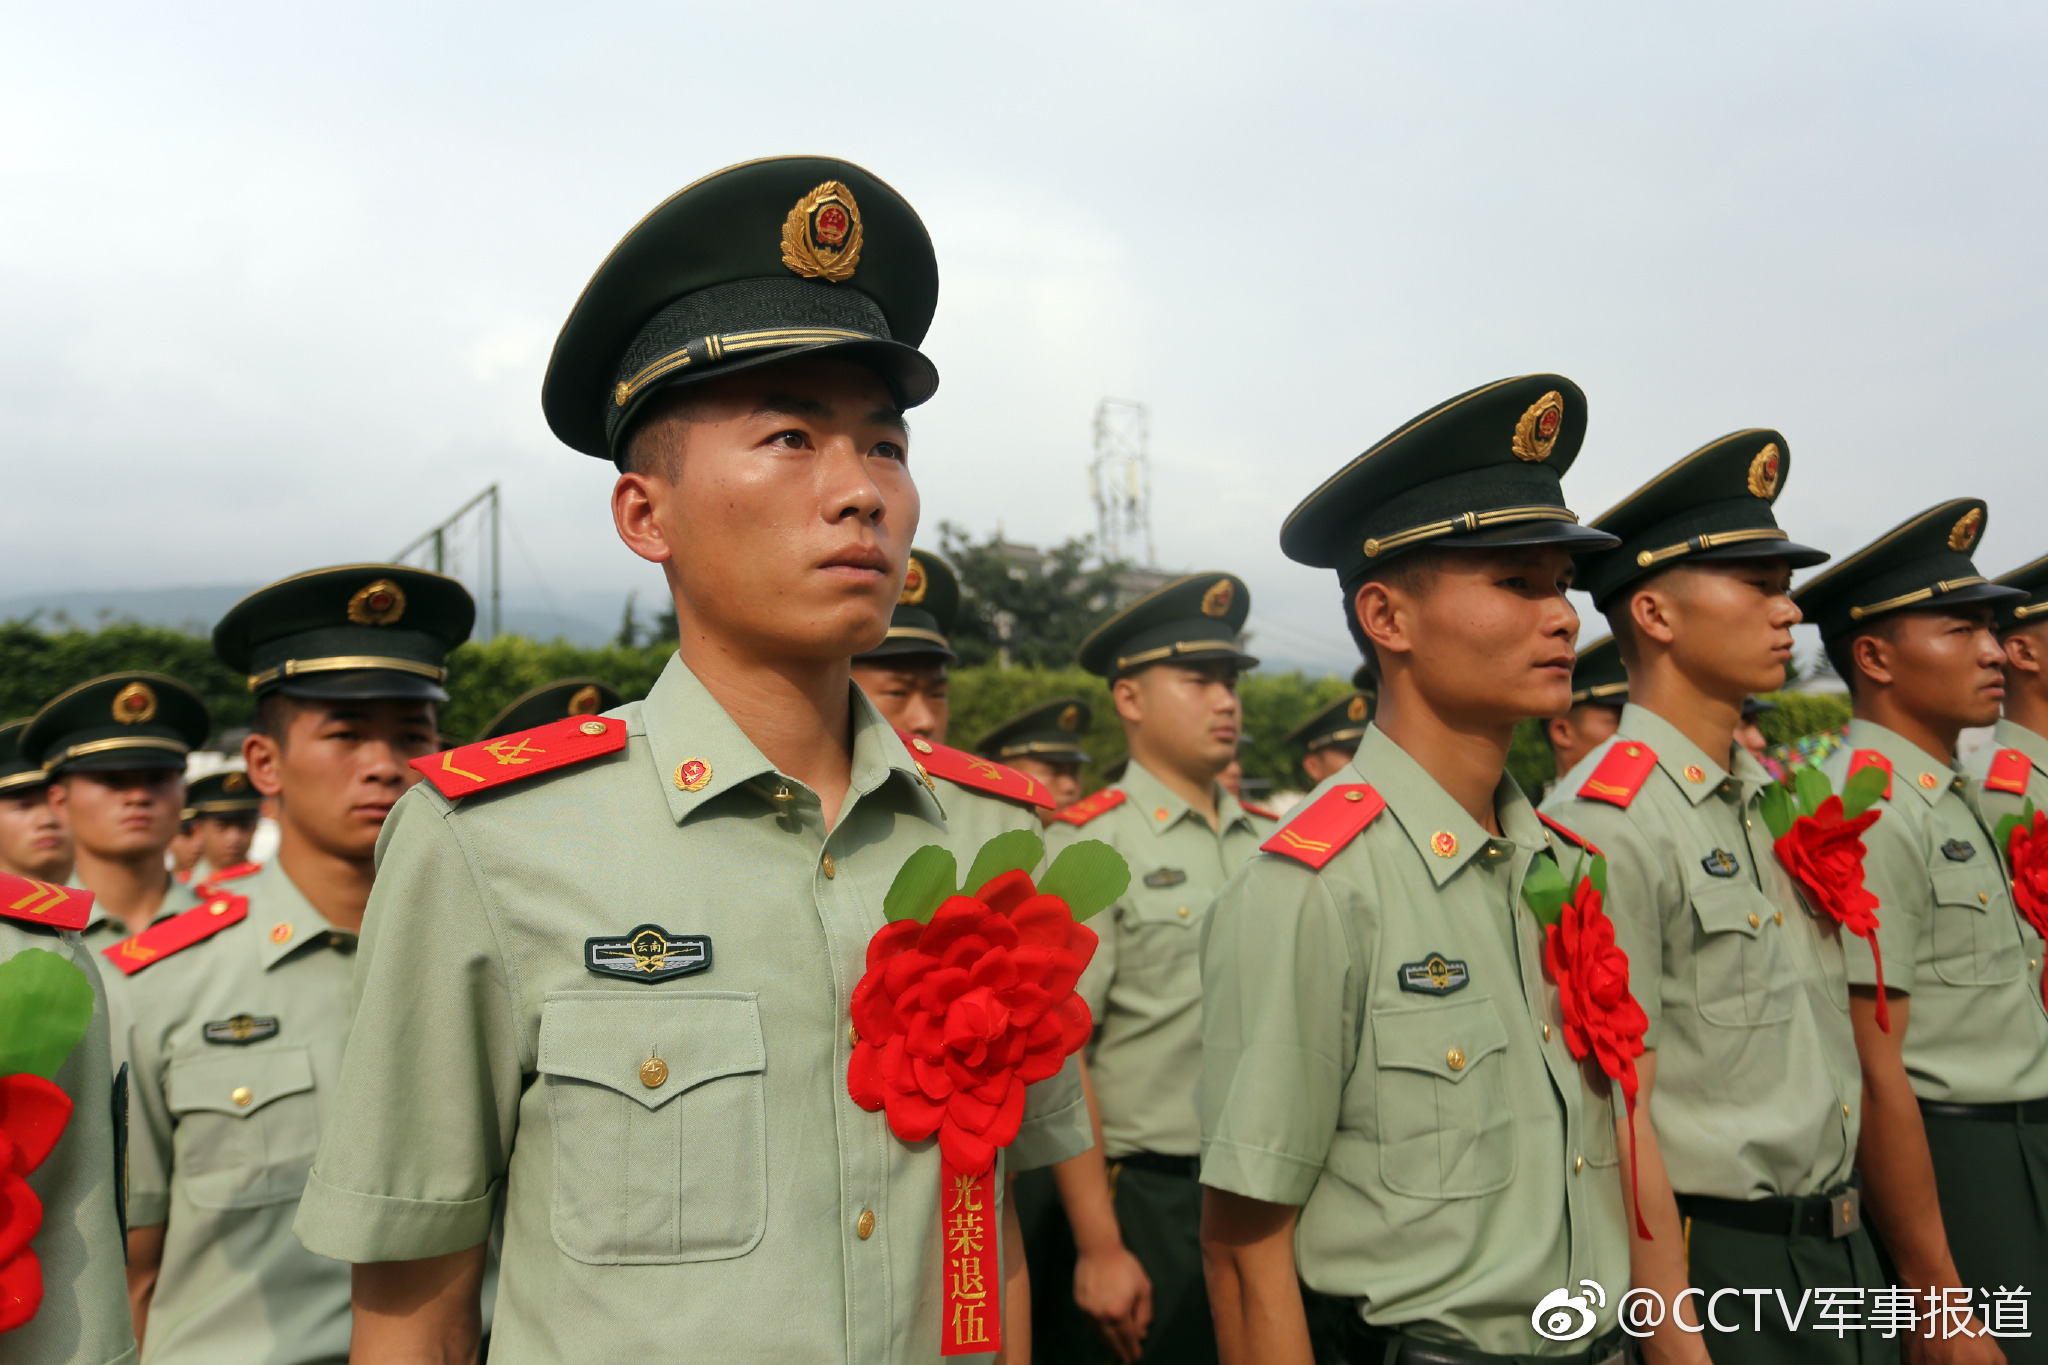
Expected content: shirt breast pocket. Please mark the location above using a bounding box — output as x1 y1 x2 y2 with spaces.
166 1044 318 1210
537 991 767 1266
1116 887 1203 996
1370 998 1514 1200
1689 880 1798 1027
1929 864 2025 986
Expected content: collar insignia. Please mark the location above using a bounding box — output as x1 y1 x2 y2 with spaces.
1142 867 1187 889
1700 848 1741 878
203 1014 279 1046
586 924 713 983
1941 839 1976 862
1399 953 1470 996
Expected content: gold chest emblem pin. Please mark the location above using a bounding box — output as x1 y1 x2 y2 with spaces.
1949 507 1982 552
782 181 864 283
347 579 407 626
1747 443 1781 499
112 681 158 725
1201 578 1235 618
1512 391 1565 462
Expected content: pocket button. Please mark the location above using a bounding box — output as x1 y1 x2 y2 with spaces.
1446 1047 1466 1072
231 1086 252 1107
640 1058 668 1088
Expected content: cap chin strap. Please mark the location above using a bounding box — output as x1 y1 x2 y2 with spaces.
1361 507 1577 560
1848 577 1988 622
1113 639 1242 672
46 736 189 769
247 656 448 692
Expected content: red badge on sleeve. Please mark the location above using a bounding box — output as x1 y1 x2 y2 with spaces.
1986 748 2033 796
0 875 93 932
1577 742 1657 809
1261 784 1385 870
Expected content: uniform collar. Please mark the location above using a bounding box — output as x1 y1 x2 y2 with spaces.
1120 759 1255 838
1351 726 1539 888
1847 718 1966 808
245 863 358 970
1995 718 2048 775
1617 703 1751 807
81 873 186 935
639 654 940 828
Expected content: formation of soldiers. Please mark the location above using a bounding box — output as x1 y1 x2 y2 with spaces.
1 153 2045 1365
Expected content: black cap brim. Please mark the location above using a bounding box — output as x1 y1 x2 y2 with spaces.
54 750 187 775
1684 538 1831 571
851 636 957 666
1122 647 1260 676
275 670 449 704
1435 520 1620 556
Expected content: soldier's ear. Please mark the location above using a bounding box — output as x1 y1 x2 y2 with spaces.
2002 627 2043 676
1625 582 1680 650
1351 581 1412 668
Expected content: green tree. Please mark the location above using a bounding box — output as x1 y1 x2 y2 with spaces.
936 525 1130 669
0 619 252 739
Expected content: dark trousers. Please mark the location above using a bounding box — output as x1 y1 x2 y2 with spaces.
1918 1109 2048 1365
1681 1210 1894 1364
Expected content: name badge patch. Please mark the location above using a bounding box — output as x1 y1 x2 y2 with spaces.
1941 839 1976 862
1142 867 1187 889
203 1014 279 1045
1398 953 1469 996
1700 849 1741 878
586 925 713 983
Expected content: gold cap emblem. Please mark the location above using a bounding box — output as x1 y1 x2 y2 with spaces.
899 556 928 605
347 579 406 626
112 681 158 725
568 685 604 715
781 181 864 283
1200 578 1235 618
1949 507 1983 553
1747 443 1782 499
1511 391 1565 462
1057 704 1081 731
1347 695 1368 722
224 772 247 792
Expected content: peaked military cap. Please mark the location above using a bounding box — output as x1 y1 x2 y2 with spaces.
0 720 47 795
1100 753 1129 785
1350 661 1373 693
1569 635 1630 708
1742 695 1777 718
1284 688 1374 755
974 697 1092 766
852 549 959 664
1792 499 2023 640
1076 572 1259 678
479 678 623 741
544 156 940 464
1281 374 1617 579
185 769 263 817
1577 429 1828 606
1993 551 2048 633
215 565 475 703
22 673 210 775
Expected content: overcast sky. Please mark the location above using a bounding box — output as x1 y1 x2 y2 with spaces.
5 2 2044 671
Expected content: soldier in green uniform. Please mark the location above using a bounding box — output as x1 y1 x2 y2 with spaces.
1544 430 1885 1364
292 157 1089 1362
976 696 1093 812
1028 571 1268 1365
478 678 623 741
23 675 210 948
0 718 72 883
1734 695 1777 765
104 564 476 1365
1541 635 1628 798
1796 501 2047 1363
1967 553 2048 829
180 770 263 882
0 877 137 1363
851 547 958 741
1284 681 1373 787
1200 374 1635 1365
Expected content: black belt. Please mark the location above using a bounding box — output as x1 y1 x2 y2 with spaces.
1343 1320 1627 1365
1920 1097 2048 1124
1110 1150 1200 1179
1676 1184 1861 1240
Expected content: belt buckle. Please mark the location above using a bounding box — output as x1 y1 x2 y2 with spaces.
1830 1188 1861 1239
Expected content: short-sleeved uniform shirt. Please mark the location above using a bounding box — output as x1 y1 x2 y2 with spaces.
1053 760 1270 1159
1825 720 2048 1103
1200 727 1631 1355
1966 717 2048 841
293 658 1091 1364
1 917 136 1364
1544 706 1860 1201
116 862 452 1365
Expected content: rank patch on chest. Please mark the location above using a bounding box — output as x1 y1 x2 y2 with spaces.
1700 849 1741 878
203 1014 279 1045
1142 867 1187 889
1941 839 1977 862
1398 953 1470 996
585 925 713 982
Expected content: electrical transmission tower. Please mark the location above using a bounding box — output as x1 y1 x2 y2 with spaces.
393 484 501 640
1090 399 1153 566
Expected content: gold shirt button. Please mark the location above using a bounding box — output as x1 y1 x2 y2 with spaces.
1177 905 1189 919
857 1209 877 1240
1574 1154 1585 1174
1748 913 1761 929
911 738 933 755
1446 1047 1466 1072
640 1058 668 1088
1775 912 1784 925
579 720 607 736
850 1022 860 1047
1344 790 1364 802
231 1086 253 1107
1980 892 1989 904
822 853 836 879
1543 1023 1552 1042
1843 1102 1852 1117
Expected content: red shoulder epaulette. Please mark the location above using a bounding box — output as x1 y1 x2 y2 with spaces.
0 875 94 932
195 861 260 895
412 716 628 800
1985 748 2033 796
103 891 248 976
1261 783 1386 870
1537 811 1602 858
1578 741 1658 808
1240 801 1279 820
902 734 1054 811
1053 787 1127 826
1848 749 1894 801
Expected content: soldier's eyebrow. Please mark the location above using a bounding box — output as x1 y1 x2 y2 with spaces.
751 393 832 422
